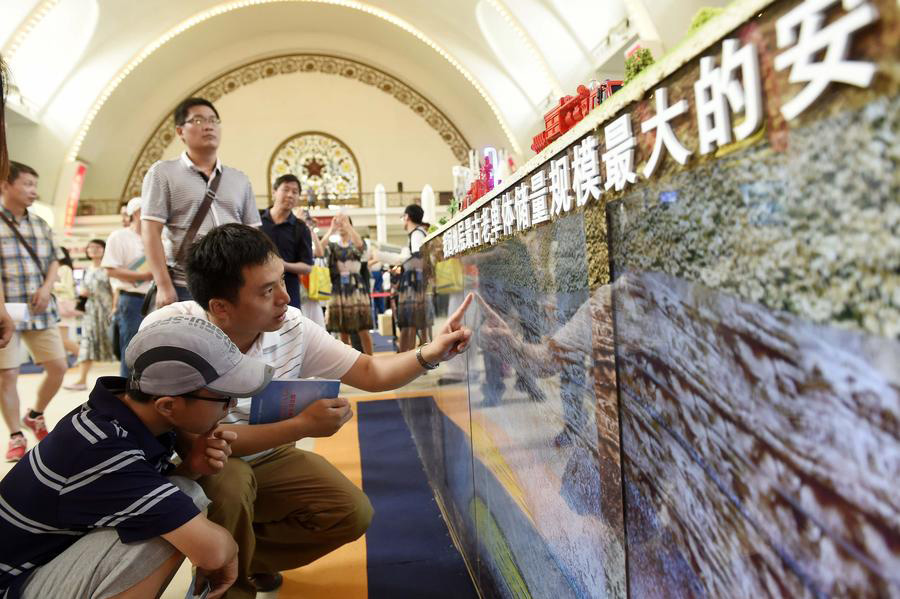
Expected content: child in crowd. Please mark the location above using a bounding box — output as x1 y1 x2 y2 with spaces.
0 316 274 599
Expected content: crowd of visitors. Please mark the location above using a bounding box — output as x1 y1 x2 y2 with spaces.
0 51 466 598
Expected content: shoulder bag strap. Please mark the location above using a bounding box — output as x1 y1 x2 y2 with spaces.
174 171 222 267
0 211 46 278
408 226 427 256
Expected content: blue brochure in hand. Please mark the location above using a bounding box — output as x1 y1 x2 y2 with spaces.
185 573 210 599
248 378 341 424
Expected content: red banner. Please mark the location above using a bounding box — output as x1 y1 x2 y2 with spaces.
63 164 87 231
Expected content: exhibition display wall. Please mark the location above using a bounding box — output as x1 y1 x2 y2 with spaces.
402 0 899 597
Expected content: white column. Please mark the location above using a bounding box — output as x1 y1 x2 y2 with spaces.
421 185 436 225
496 148 510 186
374 183 387 244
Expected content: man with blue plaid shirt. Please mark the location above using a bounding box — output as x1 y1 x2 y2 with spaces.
0 162 67 462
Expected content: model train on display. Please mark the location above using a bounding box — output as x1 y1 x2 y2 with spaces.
531 79 622 154
457 79 622 211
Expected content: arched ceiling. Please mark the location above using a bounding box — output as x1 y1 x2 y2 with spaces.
1 0 730 206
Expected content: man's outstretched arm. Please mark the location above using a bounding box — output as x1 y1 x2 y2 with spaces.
340 293 473 391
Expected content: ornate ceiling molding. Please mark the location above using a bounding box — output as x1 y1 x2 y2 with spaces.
122 53 472 199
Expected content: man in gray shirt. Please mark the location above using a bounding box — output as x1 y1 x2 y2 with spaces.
141 97 261 309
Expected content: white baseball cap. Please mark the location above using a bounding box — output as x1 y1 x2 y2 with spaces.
125 197 142 216
126 316 273 397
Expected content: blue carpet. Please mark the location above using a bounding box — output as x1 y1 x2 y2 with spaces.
358 398 478 599
371 332 395 352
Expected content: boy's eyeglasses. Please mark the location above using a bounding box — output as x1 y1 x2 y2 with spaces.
178 392 235 404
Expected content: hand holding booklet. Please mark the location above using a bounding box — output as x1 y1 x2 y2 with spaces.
249 378 341 425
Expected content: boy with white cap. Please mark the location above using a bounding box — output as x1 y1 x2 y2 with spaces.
103 196 154 376
0 316 274 599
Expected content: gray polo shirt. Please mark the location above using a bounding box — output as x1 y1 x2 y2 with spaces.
141 152 261 286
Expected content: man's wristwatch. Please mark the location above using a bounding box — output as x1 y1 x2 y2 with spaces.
416 343 440 370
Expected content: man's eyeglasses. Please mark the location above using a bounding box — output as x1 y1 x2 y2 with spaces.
178 392 235 404
183 116 221 127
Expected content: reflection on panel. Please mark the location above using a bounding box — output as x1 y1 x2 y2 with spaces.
396 287 478 580
464 212 626 599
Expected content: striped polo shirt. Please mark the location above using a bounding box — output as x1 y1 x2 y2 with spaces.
142 302 361 460
140 152 262 286
0 377 199 598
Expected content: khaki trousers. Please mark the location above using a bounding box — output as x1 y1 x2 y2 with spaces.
199 445 374 599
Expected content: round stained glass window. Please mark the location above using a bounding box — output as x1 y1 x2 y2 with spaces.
269 132 361 202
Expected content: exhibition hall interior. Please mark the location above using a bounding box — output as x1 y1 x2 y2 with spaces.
0 0 897 598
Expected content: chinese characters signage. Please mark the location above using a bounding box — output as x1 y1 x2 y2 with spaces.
442 0 881 258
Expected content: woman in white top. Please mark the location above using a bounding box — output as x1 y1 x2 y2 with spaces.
384 204 433 352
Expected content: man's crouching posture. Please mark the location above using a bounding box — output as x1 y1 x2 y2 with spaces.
143 223 472 597
0 316 274 599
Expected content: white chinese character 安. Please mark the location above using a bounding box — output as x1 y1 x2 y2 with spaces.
641 87 692 178
572 135 602 206
603 115 637 192
694 38 763 154
529 170 550 225
550 155 573 216
501 192 516 236
514 182 531 231
774 0 878 121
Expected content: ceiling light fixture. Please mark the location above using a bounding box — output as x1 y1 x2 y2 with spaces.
2 0 62 61
484 0 564 98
